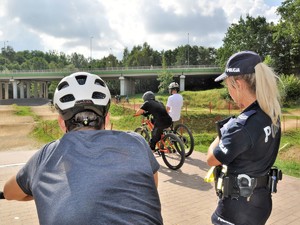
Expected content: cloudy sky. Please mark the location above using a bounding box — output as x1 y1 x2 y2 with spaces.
0 0 284 60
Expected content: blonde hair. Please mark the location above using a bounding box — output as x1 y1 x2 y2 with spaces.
231 63 281 126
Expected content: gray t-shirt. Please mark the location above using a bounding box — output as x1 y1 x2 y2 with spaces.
17 130 162 225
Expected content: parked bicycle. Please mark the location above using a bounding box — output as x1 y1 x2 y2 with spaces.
171 123 194 157
134 115 185 170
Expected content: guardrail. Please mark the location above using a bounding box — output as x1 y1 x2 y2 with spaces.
0 65 221 75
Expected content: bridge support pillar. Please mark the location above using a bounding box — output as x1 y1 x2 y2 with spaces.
119 76 125 96
26 81 31 98
34 81 38 98
180 75 185 91
39 82 43 98
4 82 9 99
0 81 2 99
44 82 48 98
119 76 135 96
20 81 25 99
12 79 18 99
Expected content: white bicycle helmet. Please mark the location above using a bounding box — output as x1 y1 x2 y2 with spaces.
168 82 179 90
53 72 111 121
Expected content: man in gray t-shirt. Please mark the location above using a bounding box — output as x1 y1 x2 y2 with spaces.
3 72 163 225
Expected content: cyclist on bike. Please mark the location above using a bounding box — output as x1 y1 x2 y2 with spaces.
3 72 163 225
166 82 183 123
135 91 172 151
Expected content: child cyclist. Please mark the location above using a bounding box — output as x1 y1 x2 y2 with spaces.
135 91 172 151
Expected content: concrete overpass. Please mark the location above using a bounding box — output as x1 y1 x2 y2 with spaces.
0 65 222 100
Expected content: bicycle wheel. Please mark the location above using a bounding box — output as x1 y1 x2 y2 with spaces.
160 133 185 170
134 127 150 142
174 124 194 157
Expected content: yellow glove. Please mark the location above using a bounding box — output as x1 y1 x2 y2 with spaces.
204 166 215 183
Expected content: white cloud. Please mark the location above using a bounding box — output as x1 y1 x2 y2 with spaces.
0 0 283 60
220 0 281 24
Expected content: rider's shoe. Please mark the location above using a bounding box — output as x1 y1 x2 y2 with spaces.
152 149 161 156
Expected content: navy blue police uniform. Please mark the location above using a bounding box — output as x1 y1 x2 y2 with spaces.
211 101 281 225
140 99 172 150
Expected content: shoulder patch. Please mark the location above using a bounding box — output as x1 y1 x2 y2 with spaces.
236 110 256 125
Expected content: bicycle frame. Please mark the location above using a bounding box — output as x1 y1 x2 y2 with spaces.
141 115 154 132
140 116 194 157
135 115 185 170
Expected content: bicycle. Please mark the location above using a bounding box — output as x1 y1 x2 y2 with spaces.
136 117 194 157
134 115 185 170
171 122 194 157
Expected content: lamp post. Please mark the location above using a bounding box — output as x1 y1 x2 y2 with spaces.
3 40 9 69
187 33 189 67
3 40 8 49
90 36 93 61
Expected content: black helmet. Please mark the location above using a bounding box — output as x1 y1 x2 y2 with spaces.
142 91 155 102
53 72 111 121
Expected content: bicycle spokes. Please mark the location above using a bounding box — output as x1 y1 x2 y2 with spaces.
160 133 185 170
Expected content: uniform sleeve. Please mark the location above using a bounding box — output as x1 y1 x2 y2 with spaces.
213 125 252 165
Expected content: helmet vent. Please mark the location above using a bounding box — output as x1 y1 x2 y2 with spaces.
76 75 87 85
92 92 106 99
95 78 106 87
60 94 75 103
57 81 69 91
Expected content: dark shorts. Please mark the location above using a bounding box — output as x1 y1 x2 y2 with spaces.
211 188 272 225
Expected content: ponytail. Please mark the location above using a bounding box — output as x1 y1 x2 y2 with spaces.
255 63 281 126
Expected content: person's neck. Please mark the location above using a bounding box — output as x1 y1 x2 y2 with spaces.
239 92 256 110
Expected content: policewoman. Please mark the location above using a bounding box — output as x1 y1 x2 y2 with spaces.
207 51 282 225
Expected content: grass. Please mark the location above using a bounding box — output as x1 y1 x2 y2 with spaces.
274 159 300 178
124 90 300 178
12 89 300 178
32 120 64 143
12 104 40 121
12 104 34 116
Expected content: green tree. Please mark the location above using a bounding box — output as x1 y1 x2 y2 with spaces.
217 15 273 68
122 47 130 67
279 74 300 106
157 54 173 94
29 57 49 70
69 53 88 69
197 46 217 65
163 49 176 66
124 42 161 67
274 0 300 75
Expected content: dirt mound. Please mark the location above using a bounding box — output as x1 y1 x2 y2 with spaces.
0 103 58 152
31 105 58 121
0 98 51 106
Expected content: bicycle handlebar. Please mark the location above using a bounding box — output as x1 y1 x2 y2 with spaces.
0 191 5 199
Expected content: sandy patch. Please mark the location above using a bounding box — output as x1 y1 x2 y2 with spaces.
279 146 300 162
0 105 53 151
31 105 58 121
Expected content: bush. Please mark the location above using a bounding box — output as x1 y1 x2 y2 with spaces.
280 74 300 106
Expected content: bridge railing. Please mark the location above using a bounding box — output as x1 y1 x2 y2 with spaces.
0 65 220 75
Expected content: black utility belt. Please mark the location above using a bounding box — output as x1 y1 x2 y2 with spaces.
222 175 268 200
216 167 282 200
